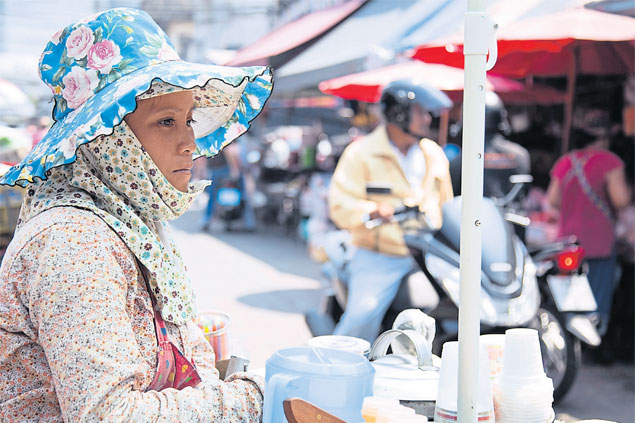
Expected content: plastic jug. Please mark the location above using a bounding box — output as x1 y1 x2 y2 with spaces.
263 346 375 423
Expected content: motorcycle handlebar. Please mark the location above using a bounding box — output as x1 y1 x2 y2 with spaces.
494 174 533 208
362 206 433 230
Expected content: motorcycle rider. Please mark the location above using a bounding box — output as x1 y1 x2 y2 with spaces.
449 91 530 199
327 79 454 342
201 142 256 232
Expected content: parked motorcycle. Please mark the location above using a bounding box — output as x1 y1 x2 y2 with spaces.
215 177 245 231
306 177 599 401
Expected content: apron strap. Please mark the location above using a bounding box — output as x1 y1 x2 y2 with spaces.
135 259 171 345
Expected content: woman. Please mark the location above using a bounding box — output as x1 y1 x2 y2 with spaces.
547 124 631 336
0 8 272 422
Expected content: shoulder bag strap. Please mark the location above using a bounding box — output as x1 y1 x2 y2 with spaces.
569 153 613 220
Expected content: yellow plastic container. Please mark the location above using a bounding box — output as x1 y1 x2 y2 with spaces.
361 396 399 422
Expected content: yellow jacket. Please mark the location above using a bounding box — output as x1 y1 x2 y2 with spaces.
328 125 453 256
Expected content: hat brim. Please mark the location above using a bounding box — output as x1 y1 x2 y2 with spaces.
0 61 273 187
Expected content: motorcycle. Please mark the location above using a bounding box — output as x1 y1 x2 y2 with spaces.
215 177 245 231
306 177 599 401
528 236 600 399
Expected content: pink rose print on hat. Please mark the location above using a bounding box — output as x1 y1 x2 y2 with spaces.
62 67 99 109
87 40 122 74
65 26 95 59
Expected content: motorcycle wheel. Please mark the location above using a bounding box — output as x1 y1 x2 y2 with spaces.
530 305 581 402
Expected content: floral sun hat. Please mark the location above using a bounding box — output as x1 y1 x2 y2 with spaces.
0 7 273 187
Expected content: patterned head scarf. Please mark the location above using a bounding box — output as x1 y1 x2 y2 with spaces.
19 81 210 325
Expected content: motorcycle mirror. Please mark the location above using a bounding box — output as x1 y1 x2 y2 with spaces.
366 184 392 195
509 174 533 184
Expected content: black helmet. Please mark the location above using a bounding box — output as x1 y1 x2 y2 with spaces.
380 79 452 133
484 91 511 137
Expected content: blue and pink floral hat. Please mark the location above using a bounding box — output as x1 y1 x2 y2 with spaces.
0 8 273 187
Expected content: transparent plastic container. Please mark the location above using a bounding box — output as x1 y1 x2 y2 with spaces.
263 346 375 423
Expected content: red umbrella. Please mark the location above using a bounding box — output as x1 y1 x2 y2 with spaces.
410 7 635 151
318 60 565 104
411 7 635 78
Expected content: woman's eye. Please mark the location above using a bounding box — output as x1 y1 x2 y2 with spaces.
159 118 175 127
187 118 197 127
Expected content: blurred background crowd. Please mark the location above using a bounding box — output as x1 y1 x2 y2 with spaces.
0 0 633 363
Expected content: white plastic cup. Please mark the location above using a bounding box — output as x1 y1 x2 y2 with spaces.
495 335 555 423
497 406 554 423
500 328 545 382
434 341 494 423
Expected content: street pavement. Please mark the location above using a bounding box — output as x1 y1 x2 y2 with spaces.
172 203 634 423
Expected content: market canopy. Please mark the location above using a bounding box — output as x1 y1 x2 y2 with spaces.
274 0 590 95
318 60 566 105
410 7 635 77
274 0 469 95
394 0 572 51
224 0 366 68
412 6 635 152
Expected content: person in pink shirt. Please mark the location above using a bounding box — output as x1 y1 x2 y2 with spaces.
547 123 631 335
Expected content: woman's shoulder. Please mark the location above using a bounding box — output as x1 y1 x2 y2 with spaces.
7 207 132 265
16 206 110 238
552 153 572 172
591 149 623 168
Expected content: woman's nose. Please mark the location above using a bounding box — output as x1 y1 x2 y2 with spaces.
179 128 197 154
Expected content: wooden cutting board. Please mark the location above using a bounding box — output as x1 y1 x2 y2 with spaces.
283 398 348 423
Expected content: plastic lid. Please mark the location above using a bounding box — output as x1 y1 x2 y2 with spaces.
308 335 371 355
266 346 374 378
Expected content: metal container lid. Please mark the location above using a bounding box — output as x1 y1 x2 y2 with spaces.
372 354 439 401
369 329 440 402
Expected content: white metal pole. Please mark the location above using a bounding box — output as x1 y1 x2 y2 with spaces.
458 0 495 422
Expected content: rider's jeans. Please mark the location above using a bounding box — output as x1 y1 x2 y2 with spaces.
333 247 413 342
587 251 618 336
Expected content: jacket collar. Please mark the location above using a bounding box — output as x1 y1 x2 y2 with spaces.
367 125 428 187
367 125 435 161
367 125 399 157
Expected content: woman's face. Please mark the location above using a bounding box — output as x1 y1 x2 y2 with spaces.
125 91 196 192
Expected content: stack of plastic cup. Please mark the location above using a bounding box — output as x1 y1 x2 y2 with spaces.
496 328 554 422
480 334 506 418
480 334 506 383
434 341 494 422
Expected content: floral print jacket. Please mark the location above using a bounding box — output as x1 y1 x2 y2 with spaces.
0 206 263 422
